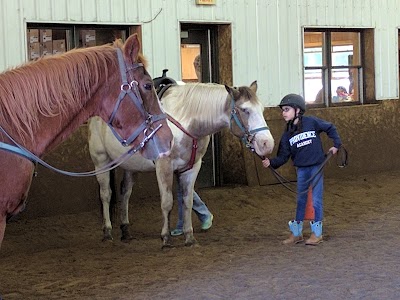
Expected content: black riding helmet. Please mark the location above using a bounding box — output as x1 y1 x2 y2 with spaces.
278 93 306 114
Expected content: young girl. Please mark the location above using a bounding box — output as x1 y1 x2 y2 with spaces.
262 94 342 245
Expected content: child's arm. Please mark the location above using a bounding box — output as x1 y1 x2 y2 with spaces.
264 136 291 169
318 118 342 149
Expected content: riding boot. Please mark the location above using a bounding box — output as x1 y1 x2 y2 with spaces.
306 221 323 245
283 220 304 245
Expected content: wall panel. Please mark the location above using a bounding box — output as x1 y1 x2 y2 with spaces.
1 0 400 105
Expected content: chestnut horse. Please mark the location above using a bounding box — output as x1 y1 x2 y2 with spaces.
0 34 173 249
88 81 274 247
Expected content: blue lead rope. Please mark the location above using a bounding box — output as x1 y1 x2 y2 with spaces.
0 123 162 177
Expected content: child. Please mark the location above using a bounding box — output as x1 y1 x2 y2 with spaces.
262 94 342 245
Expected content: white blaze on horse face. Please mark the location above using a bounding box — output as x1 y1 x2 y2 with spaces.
244 102 275 156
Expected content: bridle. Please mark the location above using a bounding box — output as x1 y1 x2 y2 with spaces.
0 47 166 177
229 97 270 152
107 48 166 147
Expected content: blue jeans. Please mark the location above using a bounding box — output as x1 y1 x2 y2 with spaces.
175 180 211 230
296 164 324 222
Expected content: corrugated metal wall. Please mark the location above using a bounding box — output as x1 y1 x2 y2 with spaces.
0 0 400 105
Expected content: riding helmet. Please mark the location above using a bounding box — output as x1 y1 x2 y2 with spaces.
278 94 306 113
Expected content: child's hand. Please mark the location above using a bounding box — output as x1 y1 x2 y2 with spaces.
262 158 271 168
329 147 339 155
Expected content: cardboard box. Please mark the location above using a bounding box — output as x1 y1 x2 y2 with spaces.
81 30 96 47
40 29 52 43
41 41 53 57
52 39 66 55
28 42 40 60
28 29 39 44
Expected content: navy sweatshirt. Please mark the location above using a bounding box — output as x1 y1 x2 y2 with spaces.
270 116 342 169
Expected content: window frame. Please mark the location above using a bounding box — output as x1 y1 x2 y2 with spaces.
303 28 371 108
26 23 140 60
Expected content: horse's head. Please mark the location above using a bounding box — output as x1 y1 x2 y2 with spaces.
225 81 274 157
101 34 173 160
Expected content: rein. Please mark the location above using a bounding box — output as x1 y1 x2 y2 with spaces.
0 47 166 177
254 146 348 194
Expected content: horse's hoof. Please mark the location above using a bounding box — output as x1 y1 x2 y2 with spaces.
103 228 113 242
121 235 133 243
120 226 134 243
184 239 198 247
102 235 113 242
161 243 174 250
161 235 173 249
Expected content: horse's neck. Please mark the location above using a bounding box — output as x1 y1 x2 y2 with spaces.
164 91 231 138
31 93 101 156
41 109 94 154
169 111 230 138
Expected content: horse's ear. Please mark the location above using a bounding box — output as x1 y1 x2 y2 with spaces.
250 81 258 93
225 85 240 99
123 33 141 63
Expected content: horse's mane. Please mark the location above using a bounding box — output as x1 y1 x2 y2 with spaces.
163 83 262 126
164 83 229 125
0 39 147 143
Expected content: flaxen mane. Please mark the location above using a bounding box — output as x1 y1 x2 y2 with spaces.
164 83 228 125
0 39 147 144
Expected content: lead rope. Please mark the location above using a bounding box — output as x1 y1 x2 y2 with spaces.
253 145 348 194
0 123 162 177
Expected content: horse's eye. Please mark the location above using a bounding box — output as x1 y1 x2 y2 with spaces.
144 83 152 90
240 107 249 114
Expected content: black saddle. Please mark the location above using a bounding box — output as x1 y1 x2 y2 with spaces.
153 69 176 97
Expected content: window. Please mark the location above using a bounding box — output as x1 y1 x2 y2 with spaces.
27 24 138 61
303 29 366 107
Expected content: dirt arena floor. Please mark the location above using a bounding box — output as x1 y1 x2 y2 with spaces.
1 170 400 299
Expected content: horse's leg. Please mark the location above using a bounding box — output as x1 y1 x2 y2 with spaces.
88 119 115 242
119 170 134 242
96 171 114 241
155 158 174 248
178 172 198 247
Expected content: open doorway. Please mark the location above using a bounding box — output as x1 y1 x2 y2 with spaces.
180 23 232 187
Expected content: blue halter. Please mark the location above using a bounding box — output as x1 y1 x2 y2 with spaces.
229 98 269 150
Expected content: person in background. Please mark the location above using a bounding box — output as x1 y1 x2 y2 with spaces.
332 86 349 103
171 176 214 236
171 53 214 236
262 94 342 245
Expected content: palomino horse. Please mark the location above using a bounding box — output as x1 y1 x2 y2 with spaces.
0 34 173 249
88 81 274 247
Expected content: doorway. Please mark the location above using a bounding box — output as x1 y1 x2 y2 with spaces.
180 23 232 188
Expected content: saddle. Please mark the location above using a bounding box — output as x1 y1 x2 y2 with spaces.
153 69 176 98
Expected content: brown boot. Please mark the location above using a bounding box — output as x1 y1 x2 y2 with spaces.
282 233 304 245
305 233 323 245
305 221 323 245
